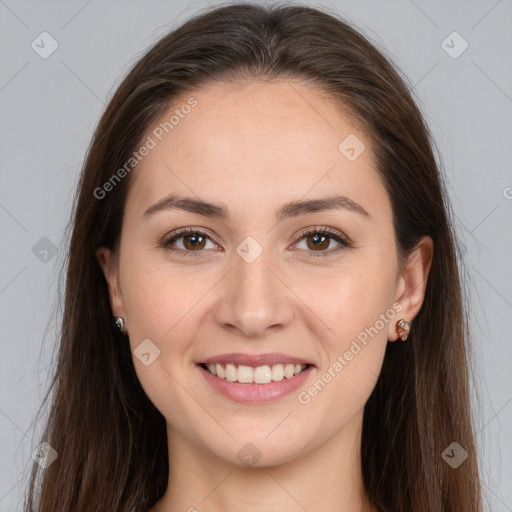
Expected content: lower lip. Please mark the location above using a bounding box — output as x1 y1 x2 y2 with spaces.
197 364 314 403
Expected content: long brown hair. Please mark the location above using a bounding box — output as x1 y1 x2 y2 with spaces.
24 2 483 511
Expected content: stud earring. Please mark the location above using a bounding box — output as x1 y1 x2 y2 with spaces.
114 316 127 335
394 319 410 341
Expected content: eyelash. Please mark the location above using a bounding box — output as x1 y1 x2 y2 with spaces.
160 226 352 259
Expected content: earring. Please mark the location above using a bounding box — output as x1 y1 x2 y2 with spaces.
114 316 127 335
395 319 410 341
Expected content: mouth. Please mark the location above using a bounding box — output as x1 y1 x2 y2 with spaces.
196 355 315 403
195 352 316 403
198 362 312 384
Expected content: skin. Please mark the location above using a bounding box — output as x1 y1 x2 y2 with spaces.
97 80 433 512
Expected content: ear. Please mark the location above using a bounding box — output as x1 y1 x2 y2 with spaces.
95 246 126 318
388 235 434 341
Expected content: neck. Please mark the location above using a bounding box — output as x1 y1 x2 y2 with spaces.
150 409 375 512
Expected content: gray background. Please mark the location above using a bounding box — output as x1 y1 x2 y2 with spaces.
1 0 511 510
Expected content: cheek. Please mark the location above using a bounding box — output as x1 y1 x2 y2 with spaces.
297 253 395 398
301 254 396 346
119 253 208 424
293 266 392 436
120 248 205 341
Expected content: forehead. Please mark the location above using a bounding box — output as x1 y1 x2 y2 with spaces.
125 80 389 223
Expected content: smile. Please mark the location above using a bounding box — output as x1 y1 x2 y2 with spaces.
197 362 314 403
199 362 310 384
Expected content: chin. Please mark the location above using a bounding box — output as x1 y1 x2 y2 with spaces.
202 429 309 469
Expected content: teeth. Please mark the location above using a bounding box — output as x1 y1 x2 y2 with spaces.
237 364 254 383
225 363 237 382
204 363 308 383
254 365 272 384
216 364 225 379
271 364 284 381
284 363 295 379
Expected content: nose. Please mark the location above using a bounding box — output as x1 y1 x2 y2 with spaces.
213 248 295 338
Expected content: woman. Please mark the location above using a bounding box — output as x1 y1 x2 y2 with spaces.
25 2 483 511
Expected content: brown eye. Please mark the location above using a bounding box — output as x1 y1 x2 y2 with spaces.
182 232 207 250
162 228 218 257
161 226 351 259
293 227 351 258
305 233 331 251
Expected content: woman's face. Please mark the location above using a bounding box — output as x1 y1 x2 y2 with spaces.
98 80 429 467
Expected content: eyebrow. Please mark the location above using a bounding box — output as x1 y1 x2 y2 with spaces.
142 193 370 222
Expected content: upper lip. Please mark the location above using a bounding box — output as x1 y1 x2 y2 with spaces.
200 352 314 367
